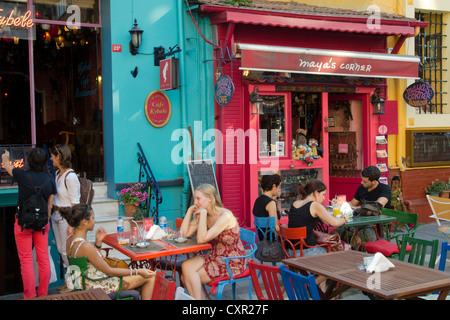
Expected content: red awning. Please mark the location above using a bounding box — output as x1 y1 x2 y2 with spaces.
210 11 418 36
236 43 420 79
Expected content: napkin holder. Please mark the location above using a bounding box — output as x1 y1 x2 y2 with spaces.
145 225 167 240
366 252 395 273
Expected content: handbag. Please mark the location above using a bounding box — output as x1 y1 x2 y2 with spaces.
359 199 382 216
313 230 351 252
254 218 284 263
96 248 129 269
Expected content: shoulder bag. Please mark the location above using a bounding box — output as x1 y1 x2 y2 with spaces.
254 218 284 263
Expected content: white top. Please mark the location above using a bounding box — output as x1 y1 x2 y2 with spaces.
53 169 81 218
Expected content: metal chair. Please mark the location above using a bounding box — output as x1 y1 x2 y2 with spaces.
248 259 285 300
279 225 330 258
365 208 418 257
151 271 177 300
204 228 257 300
67 256 139 300
279 265 321 300
398 236 439 269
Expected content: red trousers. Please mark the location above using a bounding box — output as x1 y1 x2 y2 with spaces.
14 218 51 299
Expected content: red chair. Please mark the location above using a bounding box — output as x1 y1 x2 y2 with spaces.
249 260 285 300
279 225 330 258
151 271 177 300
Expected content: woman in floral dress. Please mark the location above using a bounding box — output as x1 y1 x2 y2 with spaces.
180 184 245 300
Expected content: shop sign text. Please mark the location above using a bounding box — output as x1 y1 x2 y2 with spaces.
403 82 434 107
145 91 171 128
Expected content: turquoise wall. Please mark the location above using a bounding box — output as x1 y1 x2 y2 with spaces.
101 0 215 222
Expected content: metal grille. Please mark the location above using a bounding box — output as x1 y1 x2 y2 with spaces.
415 12 447 114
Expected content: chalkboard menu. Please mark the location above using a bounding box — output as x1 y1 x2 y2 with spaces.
186 159 220 200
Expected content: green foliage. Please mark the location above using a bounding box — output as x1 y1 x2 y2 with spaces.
426 179 448 193
225 0 253 7
132 207 145 221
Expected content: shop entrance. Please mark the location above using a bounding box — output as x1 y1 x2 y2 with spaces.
328 94 368 202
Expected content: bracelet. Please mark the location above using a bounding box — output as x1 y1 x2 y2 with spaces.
94 243 102 249
129 267 133 277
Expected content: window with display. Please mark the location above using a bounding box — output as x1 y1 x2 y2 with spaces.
259 95 286 157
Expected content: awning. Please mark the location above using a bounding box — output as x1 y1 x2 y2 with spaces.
236 43 420 79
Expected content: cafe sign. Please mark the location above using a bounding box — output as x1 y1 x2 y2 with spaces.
145 90 171 128
0 3 35 40
214 75 234 106
403 82 434 108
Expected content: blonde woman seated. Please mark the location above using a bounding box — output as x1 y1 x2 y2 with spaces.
180 184 245 300
60 204 156 299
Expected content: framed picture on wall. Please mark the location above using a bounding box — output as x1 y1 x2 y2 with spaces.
328 117 335 127
276 141 285 156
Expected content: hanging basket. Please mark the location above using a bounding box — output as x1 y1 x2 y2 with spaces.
124 203 138 217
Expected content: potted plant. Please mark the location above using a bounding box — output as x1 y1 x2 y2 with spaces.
117 183 148 217
440 178 450 198
425 179 447 197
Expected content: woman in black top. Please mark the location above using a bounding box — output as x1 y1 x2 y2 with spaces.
253 174 281 241
288 179 348 255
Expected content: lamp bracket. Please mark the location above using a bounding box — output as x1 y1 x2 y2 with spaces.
154 44 182 66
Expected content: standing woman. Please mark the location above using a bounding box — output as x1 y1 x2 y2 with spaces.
2 149 56 299
50 144 80 269
180 184 245 300
252 173 282 240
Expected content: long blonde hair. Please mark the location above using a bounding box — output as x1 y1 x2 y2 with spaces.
196 184 223 210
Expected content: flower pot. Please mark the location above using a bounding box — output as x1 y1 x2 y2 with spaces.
439 190 450 198
124 203 138 217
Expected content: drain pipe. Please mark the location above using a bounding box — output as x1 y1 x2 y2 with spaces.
178 0 190 215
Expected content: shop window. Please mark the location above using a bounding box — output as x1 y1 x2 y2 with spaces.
415 11 448 114
259 95 286 157
34 0 100 25
406 130 450 167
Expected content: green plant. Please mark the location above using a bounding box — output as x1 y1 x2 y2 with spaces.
132 207 145 220
117 182 148 206
425 179 447 194
225 0 253 7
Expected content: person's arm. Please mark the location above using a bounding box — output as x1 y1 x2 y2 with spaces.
65 172 81 206
195 209 234 244
348 198 360 209
265 201 280 231
1 151 13 177
47 194 54 221
312 202 348 227
180 205 199 238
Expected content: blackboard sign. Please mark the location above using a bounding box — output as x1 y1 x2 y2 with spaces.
186 159 220 200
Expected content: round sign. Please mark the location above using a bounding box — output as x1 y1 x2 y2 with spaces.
214 75 234 106
145 90 171 127
403 82 434 108
378 125 388 135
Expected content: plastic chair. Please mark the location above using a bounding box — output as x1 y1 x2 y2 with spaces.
174 287 196 300
204 228 258 300
438 241 449 272
279 265 321 300
278 225 330 258
151 271 177 300
365 208 418 257
398 236 439 269
248 259 285 300
68 256 139 300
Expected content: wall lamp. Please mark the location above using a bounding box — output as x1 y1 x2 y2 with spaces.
371 90 385 115
129 19 144 55
250 86 264 115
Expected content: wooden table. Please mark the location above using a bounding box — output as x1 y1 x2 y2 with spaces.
103 232 211 271
29 288 111 300
282 250 450 300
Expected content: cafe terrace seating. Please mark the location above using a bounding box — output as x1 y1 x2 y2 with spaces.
248 259 285 300
279 225 330 258
398 236 439 269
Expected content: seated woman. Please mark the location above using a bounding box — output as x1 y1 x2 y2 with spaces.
289 179 349 256
252 173 281 241
60 204 156 299
180 184 245 300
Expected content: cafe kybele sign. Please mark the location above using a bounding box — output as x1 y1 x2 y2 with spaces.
0 3 35 40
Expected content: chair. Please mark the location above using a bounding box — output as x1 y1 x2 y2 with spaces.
365 208 418 257
278 225 330 258
426 195 450 227
253 216 277 242
248 259 285 300
398 236 439 269
68 256 139 300
151 271 177 300
174 287 196 300
279 265 321 300
438 241 449 272
204 228 258 300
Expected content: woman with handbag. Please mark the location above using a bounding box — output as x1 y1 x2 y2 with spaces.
289 179 349 256
179 184 245 300
60 204 156 299
252 173 281 241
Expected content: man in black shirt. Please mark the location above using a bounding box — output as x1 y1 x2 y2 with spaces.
349 166 391 209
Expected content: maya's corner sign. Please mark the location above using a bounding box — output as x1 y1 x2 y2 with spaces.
214 75 234 106
403 82 434 108
145 90 171 127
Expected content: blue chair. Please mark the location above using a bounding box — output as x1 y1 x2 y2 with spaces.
205 228 257 300
279 265 321 300
438 241 449 271
254 216 277 242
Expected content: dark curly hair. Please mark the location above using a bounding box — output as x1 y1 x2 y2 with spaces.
260 174 281 192
361 166 381 182
59 204 93 228
297 179 327 199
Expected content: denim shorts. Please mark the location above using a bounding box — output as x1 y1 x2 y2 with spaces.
302 246 328 256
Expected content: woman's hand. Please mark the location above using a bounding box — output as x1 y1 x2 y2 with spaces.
138 268 156 278
95 227 107 247
187 205 199 215
193 208 207 220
